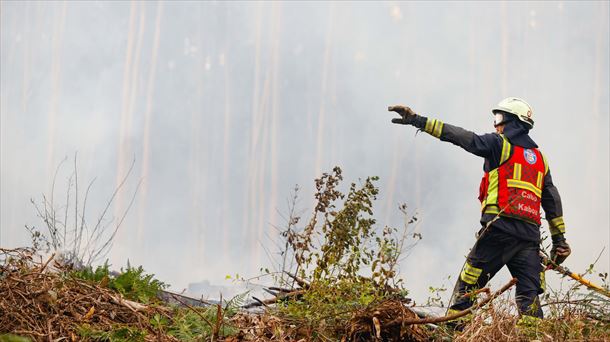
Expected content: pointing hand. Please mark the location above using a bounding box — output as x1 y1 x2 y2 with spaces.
388 105 417 125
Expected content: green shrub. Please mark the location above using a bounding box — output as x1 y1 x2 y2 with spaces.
166 294 245 340
78 324 146 341
272 167 418 339
71 262 168 303
0 335 31 342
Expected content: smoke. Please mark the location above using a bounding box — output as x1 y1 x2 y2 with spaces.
1 1 608 301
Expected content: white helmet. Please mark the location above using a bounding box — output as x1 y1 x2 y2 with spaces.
491 97 534 129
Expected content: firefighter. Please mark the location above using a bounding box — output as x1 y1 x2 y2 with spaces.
387 98 571 318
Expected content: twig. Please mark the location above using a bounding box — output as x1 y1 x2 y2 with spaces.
76 177 96 261
249 296 269 308
284 271 310 289
73 153 79 256
88 161 143 265
263 288 280 296
51 157 68 250
39 253 56 273
213 293 222 340
461 287 490 299
85 157 138 264
268 286 294 293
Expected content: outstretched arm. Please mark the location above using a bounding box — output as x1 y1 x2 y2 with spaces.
388 105 501 159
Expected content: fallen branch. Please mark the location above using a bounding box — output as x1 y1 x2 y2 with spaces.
243 289 306 309
396 278 518 326
109 294 148 312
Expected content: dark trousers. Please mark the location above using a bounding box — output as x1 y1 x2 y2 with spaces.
449 227 544 318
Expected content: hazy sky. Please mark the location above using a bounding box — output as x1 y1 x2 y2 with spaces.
1 1 608 302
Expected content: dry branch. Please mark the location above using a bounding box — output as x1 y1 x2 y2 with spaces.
283 271 310 289
401 278 518 325
243 289 306 309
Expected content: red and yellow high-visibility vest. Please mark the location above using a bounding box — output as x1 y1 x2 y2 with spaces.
479 135 548 225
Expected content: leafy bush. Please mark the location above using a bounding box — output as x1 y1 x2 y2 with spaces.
285 167 418 289
0 335 31 342
275 278 390 336
166 294 245 340
270 167 419 339
78 325 147 341
71 262 168 303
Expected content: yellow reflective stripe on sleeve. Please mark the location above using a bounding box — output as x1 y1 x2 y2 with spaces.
536 171 543 188
506 179 542 197
433 121 444 138
550 216 565 227
424 118 435 133
541 151 549 175
549 216 566 235
464 263 482 276
460 273 478 284
485 169 499 206
499 136 511 164
460 263 483 285
513 163 522 180
424 118 444 138
483 205 500 214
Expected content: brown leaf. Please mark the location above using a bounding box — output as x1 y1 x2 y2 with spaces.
83 306 95 320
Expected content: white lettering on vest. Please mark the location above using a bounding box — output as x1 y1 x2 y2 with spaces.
521 190 539 202
517 203 539 216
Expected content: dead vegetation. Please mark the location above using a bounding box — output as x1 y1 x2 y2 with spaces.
0 248 176 341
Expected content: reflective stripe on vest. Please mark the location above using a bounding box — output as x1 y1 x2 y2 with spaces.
479 135 547 225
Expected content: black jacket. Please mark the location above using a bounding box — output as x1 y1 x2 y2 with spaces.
409 115 566 242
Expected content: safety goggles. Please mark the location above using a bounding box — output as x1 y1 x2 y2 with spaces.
493 113 505 127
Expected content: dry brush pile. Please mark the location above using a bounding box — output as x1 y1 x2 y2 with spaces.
0 248 178 341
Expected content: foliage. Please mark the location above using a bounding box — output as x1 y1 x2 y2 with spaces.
71 262 168 304
0 335 31 342
78 325 147 341
166 293 245 340
284 167 419 288
270 167 420 340
275 278 397 337
73 292 245 341
517 314 610 341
